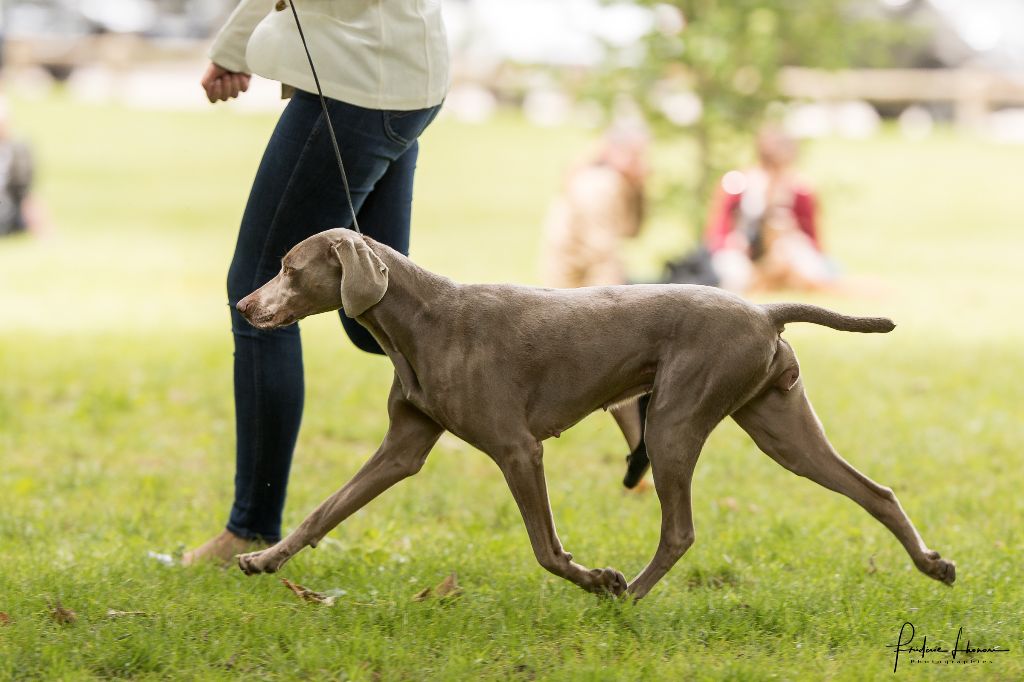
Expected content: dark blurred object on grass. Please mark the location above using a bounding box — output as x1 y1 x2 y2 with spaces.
661 246 719 288
0 98 52 238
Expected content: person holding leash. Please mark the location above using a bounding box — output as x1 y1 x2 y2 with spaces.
184 0 449 564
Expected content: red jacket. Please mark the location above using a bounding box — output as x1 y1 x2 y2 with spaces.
704 178 820 253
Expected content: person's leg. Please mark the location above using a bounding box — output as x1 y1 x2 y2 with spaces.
184 103 319 562
711 248 754 293
610 403 642 452
186 94 440 564
622 394 652 488
772 229 834 290
225 95 377 546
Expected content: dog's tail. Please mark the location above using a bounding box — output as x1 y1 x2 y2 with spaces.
762 303 895 334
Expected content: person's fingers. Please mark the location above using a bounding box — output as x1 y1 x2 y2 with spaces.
201 75 216 102
210 79 228 102
229 74 246 98
201 63 249 103
201 64 225 90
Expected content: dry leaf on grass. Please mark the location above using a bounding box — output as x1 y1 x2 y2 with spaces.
106 609 149 618
412 572 462 602
49 602 77 626
435 572 462 598
280 578 337 606
0 612 11 626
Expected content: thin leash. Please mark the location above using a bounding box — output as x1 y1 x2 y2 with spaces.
287 0 361 234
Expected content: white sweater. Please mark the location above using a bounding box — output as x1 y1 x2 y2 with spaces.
209 0 449 111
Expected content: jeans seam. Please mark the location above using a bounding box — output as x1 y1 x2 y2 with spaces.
381 111 411 146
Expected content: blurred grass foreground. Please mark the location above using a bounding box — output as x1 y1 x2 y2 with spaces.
0 89 1022 680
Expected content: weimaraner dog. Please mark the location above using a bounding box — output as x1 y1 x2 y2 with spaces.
233 228 955 598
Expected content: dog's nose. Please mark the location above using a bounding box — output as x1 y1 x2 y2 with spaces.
236 299 251 315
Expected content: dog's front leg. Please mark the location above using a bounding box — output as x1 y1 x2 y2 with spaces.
238 387 443 575
493 441 628 596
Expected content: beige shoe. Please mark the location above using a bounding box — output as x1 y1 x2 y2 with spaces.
181 529 269 567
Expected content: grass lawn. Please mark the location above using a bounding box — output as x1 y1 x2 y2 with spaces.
0 89 1021 680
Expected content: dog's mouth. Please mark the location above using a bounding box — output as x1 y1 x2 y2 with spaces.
246 309 296 330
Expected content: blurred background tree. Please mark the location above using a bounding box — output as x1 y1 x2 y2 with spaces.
582 0 919 236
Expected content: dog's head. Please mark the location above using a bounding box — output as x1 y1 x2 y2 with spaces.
236 228 389 329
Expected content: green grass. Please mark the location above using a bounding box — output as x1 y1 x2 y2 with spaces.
1 91 1022 680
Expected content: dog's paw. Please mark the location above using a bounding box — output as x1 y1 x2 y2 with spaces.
237 548 283 576
587 567 628 597
920 550 956 586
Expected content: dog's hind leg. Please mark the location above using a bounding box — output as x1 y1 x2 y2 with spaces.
238 377 443 575
490 439 628 596
732 378 955 585
625 401 711 599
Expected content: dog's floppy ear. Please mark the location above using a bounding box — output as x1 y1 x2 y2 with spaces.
332 236 389 318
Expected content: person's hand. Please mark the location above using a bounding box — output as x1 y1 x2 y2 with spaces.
201 63 251 103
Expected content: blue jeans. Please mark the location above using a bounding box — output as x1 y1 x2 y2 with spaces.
225 91 441 542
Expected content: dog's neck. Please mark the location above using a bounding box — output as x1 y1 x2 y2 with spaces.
357 241 458 403
366 240 458 317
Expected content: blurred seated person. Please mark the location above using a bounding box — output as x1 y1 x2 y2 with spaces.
704 126 833 293
541 123 651 486
0 99 50 238
542 124 648 288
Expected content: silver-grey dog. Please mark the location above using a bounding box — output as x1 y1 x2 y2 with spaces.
233 228 955 599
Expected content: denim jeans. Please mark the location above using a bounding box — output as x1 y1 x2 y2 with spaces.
225 90 441 542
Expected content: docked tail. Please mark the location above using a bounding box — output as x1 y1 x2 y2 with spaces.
762 303 895 334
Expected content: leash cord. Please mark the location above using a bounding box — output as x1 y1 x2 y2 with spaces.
287 0 361 233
